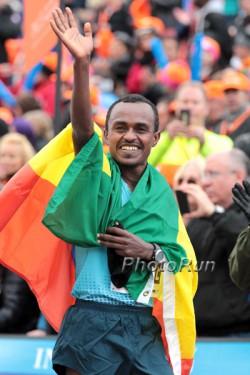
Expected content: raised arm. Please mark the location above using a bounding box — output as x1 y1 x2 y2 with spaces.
50 7 94 153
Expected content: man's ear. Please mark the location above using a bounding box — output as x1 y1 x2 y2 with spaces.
153 131 161 147
103 128 109 145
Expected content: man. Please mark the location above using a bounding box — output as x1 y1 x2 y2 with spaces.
148 80 232 186
178 149 250 336
217 72 250 140
204 80 225 132
41 7 197 375
229 180 250 292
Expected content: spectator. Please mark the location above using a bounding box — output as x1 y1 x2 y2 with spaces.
234 132 250 159
179 149 250 336
173 157 205 225
229 179 250 292
204 80 225 132
148 81 233 186
0 0 21 64
32 52 57 117
0 265 40 333
217 71 250 140
13 91 42 117
23 110 54 151
0 132 35 187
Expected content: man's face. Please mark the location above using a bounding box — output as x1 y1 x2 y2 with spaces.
175 86 209 127
224 89 248 113
104 102 160 172
202 154 239 208
207 98 225 122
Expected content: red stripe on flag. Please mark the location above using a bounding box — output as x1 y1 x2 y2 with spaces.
0 165 75 331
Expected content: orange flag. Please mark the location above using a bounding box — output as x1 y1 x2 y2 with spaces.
23 0 59 72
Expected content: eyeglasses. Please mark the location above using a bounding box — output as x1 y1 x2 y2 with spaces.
203 171 236 179
177 177 198 185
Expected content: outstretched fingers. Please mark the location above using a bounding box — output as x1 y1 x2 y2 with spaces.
65 7 77 29
52 8 68 32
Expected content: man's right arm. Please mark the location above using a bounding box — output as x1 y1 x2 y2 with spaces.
50 7 94 154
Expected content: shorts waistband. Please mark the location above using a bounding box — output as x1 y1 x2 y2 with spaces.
75 299 153 316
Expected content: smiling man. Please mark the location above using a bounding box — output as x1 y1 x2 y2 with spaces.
42 7 197 375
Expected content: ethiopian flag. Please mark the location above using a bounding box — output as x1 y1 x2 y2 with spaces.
0 125 197 375
0 124 80 330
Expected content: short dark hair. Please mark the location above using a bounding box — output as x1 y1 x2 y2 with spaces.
105 94 159 132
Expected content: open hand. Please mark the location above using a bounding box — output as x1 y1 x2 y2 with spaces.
97 227 154 260
50 7 93 61
232 180 250 221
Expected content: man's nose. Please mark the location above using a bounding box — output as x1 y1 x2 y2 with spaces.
123 128 136 141
201 175 211 188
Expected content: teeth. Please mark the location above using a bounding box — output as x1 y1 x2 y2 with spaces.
121 146 138 150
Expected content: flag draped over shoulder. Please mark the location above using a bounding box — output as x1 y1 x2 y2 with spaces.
43 131 198 375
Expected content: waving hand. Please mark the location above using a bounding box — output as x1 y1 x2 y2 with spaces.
50 7 93 61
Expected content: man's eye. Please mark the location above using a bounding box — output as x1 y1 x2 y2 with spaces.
137 128 147 133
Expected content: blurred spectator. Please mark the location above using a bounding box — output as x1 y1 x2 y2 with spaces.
150 0 182 29
108 31 135 96
217 71 250 140
12 117 36 148
162 33 179 61
0 0 21 64
13 91 42 117
179 149 250 336
97 0 133 36
173 0 233 68
126 17 165 95
173 157 205 225
234 132 250 159
0 265 40 333
204 80 225 131
0 132 35 187
232 30 250 71
200 35 221 81
156 95 175 132
148 81 232 186
32 53 57 117
23 110 54 151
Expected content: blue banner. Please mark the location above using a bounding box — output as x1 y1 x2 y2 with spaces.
0 336 250 374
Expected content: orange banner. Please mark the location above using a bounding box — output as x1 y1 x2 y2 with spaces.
23 0 59 72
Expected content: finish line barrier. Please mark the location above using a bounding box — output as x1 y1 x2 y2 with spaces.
0 336 250 374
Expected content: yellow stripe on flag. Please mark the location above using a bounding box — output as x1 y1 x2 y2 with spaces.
29 123 108 186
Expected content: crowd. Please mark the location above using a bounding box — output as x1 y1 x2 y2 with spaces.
0 0 250 345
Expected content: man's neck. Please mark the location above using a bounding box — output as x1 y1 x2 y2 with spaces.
120 165 146 191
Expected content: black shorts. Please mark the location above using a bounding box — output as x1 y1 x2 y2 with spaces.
53 299 173 375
